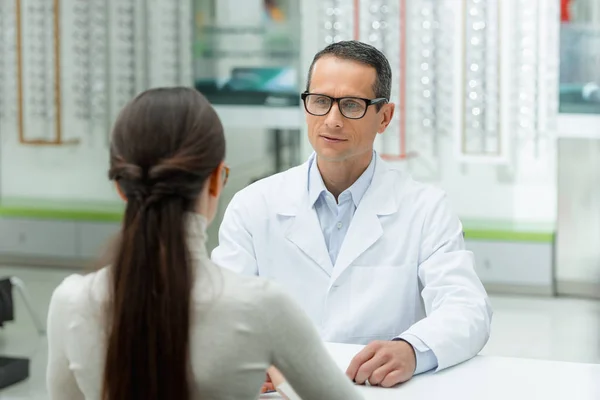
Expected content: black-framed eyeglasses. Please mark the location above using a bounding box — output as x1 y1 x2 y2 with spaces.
222 164 230 186
301 92 388 119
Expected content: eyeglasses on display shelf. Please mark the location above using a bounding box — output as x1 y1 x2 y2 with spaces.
361 0 395 50
507 0 559 159
408 0 437 135
432 0 457 139
358 0 403 160
112 1 137 113
462 0 501 157
320 0 354 45
26 1 54 123
0 0 8 120
14 0 66 144
72 0 91 121
515 0 538 142
89 1 109 126
146 0 191 88
403 0 441 178
68 0 110 147
537 0 559 138
71 0 107 122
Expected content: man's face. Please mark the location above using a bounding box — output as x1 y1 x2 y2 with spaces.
305 56 395 163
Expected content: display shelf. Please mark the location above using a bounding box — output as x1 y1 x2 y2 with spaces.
0 197 556 243
557 113 600 139
213 105 302 129
0 198 124 222
462 219 555 243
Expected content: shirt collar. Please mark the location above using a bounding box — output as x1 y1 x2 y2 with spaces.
308 151 377 207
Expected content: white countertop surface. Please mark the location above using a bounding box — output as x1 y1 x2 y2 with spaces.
262 342 600 400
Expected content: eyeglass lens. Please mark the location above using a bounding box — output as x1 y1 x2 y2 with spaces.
305 94 367 119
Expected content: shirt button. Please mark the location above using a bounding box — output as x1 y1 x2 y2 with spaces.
337 222 342 229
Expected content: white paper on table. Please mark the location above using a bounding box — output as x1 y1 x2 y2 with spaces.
276 381 303 400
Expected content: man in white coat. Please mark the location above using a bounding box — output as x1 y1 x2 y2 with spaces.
211 40 492 388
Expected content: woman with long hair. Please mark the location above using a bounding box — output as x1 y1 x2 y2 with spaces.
46 87 361 399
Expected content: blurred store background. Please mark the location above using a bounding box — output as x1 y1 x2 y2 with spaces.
0 0 600 397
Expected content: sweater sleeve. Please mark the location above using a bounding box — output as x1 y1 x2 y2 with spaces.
258 281 363 400
46 276 86 400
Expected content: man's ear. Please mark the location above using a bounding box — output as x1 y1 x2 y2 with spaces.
115 182 127 202
378 102 396 133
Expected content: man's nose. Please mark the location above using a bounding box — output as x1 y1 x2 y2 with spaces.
324 102 344 129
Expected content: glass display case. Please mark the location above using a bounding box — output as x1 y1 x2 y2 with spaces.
193 0 301 106
559 0 600 114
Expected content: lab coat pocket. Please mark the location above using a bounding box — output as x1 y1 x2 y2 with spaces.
349 265 414 339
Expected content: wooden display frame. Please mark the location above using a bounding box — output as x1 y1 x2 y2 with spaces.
15 0 79 146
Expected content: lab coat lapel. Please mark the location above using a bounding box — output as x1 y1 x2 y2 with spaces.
331 156 398 283
285 205 334 275
276 160 334 275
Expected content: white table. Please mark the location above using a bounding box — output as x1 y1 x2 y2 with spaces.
263 342 600 400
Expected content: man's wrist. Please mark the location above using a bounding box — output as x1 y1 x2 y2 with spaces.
392 337 417 373
393 335 439 375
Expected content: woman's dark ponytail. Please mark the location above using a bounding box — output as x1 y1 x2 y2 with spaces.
102 87 225 400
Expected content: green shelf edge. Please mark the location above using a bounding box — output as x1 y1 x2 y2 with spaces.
462 229 554 243
0 202 555 243
0 200 125 223
461 219 555 243
0 207 123 222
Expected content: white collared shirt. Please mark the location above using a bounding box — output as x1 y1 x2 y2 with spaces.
308 152 376 265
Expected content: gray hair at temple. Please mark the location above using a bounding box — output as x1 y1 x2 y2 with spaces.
305 40 392 110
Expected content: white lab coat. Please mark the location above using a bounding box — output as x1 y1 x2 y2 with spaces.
211 153 492 371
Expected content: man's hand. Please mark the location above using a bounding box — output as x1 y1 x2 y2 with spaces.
346 340 416 388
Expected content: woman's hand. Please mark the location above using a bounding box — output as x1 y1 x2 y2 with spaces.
267 366 286 387
260 371 275 393
260 366 291 399
260 366 284 393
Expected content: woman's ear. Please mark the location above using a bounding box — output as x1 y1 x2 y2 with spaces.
115 182 127 202
209 162 224 197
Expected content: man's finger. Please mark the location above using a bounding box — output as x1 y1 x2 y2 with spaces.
346 344 378 380
380 370 406 388
354 353 387 385
368 362 395 386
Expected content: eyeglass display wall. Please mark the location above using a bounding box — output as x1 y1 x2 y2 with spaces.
308 0 559 179
0 0 302 267
0 0 192 202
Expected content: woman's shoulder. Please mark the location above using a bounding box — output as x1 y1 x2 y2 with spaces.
199 262 292 311
49 269 109 313
51 273 86 301
204 261 282 295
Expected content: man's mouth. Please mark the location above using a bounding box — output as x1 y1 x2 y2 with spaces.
320 135 347 143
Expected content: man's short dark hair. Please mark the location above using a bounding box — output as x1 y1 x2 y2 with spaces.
305 40 392 109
